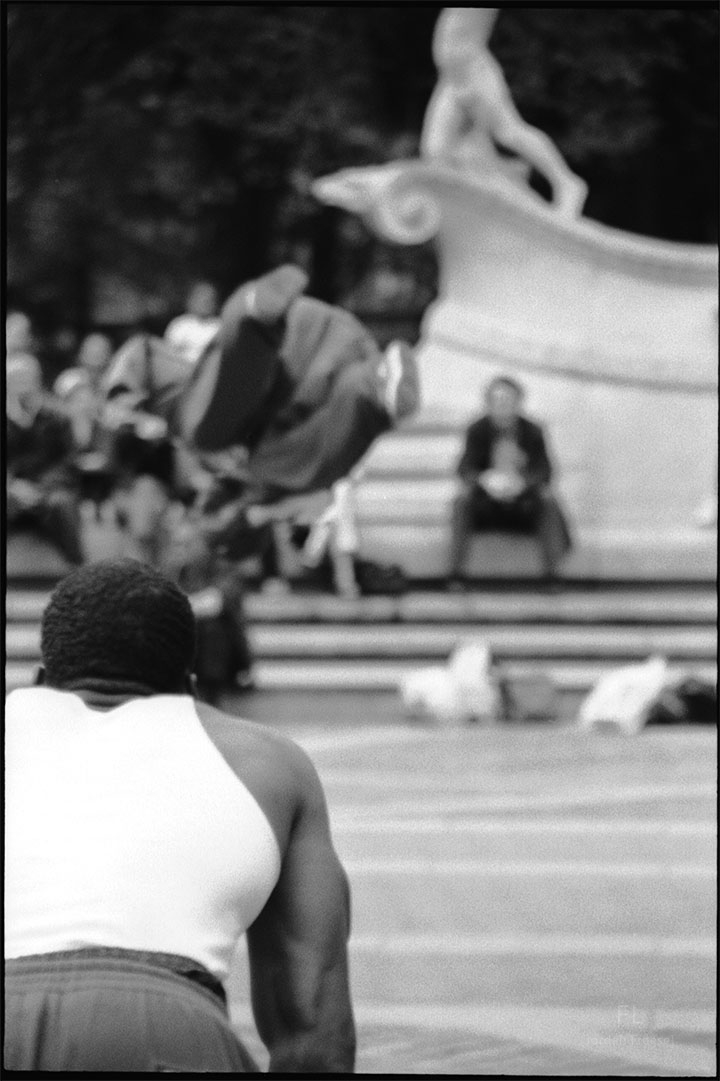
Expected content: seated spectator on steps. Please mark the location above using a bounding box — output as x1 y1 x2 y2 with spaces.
101 333 202 567
76 332 114 393
6 310 36 359
165 280 222 367
53 367 118 514
7 355 85 566
448 375 572 590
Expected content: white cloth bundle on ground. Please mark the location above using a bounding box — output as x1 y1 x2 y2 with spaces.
399 637 502 726
577 655 669 734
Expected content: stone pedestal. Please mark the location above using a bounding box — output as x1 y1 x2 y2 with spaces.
314 161 718 535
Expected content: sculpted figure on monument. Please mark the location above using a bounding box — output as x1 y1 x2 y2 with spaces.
420 7 587 218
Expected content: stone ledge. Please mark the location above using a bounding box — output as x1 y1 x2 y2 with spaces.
7 622 715 663
357 524 717 581
6 659 716 697
7 587 716 626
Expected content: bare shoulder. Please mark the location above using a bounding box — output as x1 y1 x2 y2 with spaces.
195 699 316 778
194 699 325 852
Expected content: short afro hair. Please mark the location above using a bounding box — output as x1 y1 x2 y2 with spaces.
41 559 197 693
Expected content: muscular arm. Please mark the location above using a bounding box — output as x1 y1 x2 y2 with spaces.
246 750 355 1072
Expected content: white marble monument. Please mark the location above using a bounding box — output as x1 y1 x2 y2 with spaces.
312 8 717 571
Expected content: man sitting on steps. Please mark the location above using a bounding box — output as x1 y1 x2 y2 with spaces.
448 375 572 591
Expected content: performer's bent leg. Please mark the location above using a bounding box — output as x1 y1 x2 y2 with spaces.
109 269 418 491
177 266 307 451
279 296 382 415
179 275 418 466
248 363 392 495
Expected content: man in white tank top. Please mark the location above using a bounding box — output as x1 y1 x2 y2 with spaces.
4 559 355 1073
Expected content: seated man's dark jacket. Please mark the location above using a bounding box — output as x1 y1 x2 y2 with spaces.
457 415 552 493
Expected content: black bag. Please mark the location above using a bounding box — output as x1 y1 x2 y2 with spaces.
645 677 717 725
353 557 408 596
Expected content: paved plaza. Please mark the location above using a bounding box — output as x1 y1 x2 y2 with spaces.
224 692 715 1075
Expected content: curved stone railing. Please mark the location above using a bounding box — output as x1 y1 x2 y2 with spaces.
314 160 717 392
313 162 444 246
314 160 718 534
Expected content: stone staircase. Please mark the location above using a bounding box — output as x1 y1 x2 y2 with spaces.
6 552 717 718
352 426 718 581
6 406 717 715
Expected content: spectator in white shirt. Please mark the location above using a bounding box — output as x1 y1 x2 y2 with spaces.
165 281 222 366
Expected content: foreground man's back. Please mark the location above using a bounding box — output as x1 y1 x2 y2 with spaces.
4 559 355 1072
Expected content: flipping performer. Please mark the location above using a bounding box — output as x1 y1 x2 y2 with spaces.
104 265 420 503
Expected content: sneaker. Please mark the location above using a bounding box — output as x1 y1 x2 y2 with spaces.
381 341 421 421
244 264 308 325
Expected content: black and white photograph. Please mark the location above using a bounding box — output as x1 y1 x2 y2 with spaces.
5 3 717 1074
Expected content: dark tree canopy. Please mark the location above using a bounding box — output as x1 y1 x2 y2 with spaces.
6 3 718 330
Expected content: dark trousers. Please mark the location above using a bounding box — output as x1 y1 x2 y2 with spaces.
178 288 391 496
249 365 389 494
4 948 258 1072
449 485 572 578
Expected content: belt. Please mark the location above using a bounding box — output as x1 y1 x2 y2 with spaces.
4 946 227 1007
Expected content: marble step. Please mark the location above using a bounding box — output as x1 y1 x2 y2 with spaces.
360 429 463 477
8 519 717 585
7 587 716 626
357 524 717 580
6 658 716 697
10 622 714 663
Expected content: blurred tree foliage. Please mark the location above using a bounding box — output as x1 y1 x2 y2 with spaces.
6 3 718 329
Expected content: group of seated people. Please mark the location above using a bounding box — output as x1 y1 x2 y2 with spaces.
6 289 260 700
7 272 576 654
7 292 219 564
7 267 425 698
